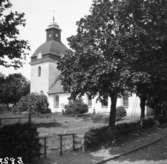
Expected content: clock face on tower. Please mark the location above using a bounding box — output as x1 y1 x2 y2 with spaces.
48 34 52 38
55 33 58 38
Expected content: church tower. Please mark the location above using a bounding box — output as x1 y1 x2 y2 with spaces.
30 18 68 97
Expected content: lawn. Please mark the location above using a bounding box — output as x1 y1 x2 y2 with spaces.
0 112 139 153
0 112 107 152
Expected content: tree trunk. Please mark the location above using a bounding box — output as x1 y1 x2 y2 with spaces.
108 93 117 141
139 96 146 128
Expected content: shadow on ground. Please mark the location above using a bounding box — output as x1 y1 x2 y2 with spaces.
33 150 102 164
36 122 62 128
108 137 167 164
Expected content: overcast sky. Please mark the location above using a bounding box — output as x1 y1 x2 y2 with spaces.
0 0 92 80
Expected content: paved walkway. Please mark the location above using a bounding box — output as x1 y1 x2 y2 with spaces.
106 136 167 164
37 126 167 164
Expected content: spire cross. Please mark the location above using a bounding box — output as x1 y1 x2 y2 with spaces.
53 16 55 23
53 10 55 23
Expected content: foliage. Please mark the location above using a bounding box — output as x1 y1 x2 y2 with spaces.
58 0 133 128
0 0 29 68
64 99 88 115
118 0 167 126
58 0 167 129
15 93 51 114
0 123 41 163
0 73 30 106
116 106 127 120
84 118 154 151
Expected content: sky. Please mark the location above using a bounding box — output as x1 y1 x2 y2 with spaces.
0 0 93 80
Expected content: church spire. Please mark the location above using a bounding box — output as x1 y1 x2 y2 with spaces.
53 15 55 24
46 16 61 42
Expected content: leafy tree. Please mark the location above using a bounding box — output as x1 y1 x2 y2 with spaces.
0 0 29 68
118 0 167 126
59 0 167 131
15 93 51 114
0 73 30 107
58 0 132 133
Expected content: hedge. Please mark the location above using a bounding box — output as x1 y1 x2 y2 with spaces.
64 99 88 115
0 123 41 163
84 118 155 151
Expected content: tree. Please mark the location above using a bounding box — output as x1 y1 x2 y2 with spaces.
0 73 30 107
58 0 132 134
0 0 29 68
15 93 51 114
118 0 167 127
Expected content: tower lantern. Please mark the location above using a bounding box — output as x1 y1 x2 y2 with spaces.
46 17 61 42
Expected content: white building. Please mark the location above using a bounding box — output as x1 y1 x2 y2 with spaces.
30 20 142 117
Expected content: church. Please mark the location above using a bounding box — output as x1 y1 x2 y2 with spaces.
30 19 142 117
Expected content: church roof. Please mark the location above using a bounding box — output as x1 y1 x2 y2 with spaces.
32 40 68 57
48 77 64 94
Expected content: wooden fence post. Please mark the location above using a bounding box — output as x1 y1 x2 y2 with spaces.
72 134 75 151
44 137 47 158
59 135 63 155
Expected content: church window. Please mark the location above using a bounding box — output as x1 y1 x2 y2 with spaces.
88 96 92 107
48 33 52 38
54 95 59 108
123 94 129 107
55 33 58 38
38 66 41 77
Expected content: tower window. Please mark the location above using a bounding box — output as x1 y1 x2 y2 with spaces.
38 66 41 77
54 95 59 108
88 96 92 107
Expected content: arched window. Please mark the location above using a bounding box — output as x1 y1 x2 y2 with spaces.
38 66 41 77
88 96 92 107
123 94 129 107
54 95 59 108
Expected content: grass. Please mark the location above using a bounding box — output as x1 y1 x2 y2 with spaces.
0 112 107 152
0 112 140 153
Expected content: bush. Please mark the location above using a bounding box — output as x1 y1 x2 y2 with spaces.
0 123 41 163
116 106 127 120
84 126 111 150
84 118 154 151
64 99 88 115
14 93 51 114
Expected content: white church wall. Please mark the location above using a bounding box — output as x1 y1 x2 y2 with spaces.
49 62 60 87
49 93 71 113
48 93 142 118
30 62 50 95
126 93 141 117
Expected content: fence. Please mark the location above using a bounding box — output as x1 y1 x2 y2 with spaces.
39 133 84 158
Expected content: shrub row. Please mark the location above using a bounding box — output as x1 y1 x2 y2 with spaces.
14 93 51 114
64 99 88 115
0 123 41 163
84 118 155 151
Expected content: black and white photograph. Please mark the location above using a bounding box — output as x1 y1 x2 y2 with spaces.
0 0 167 163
